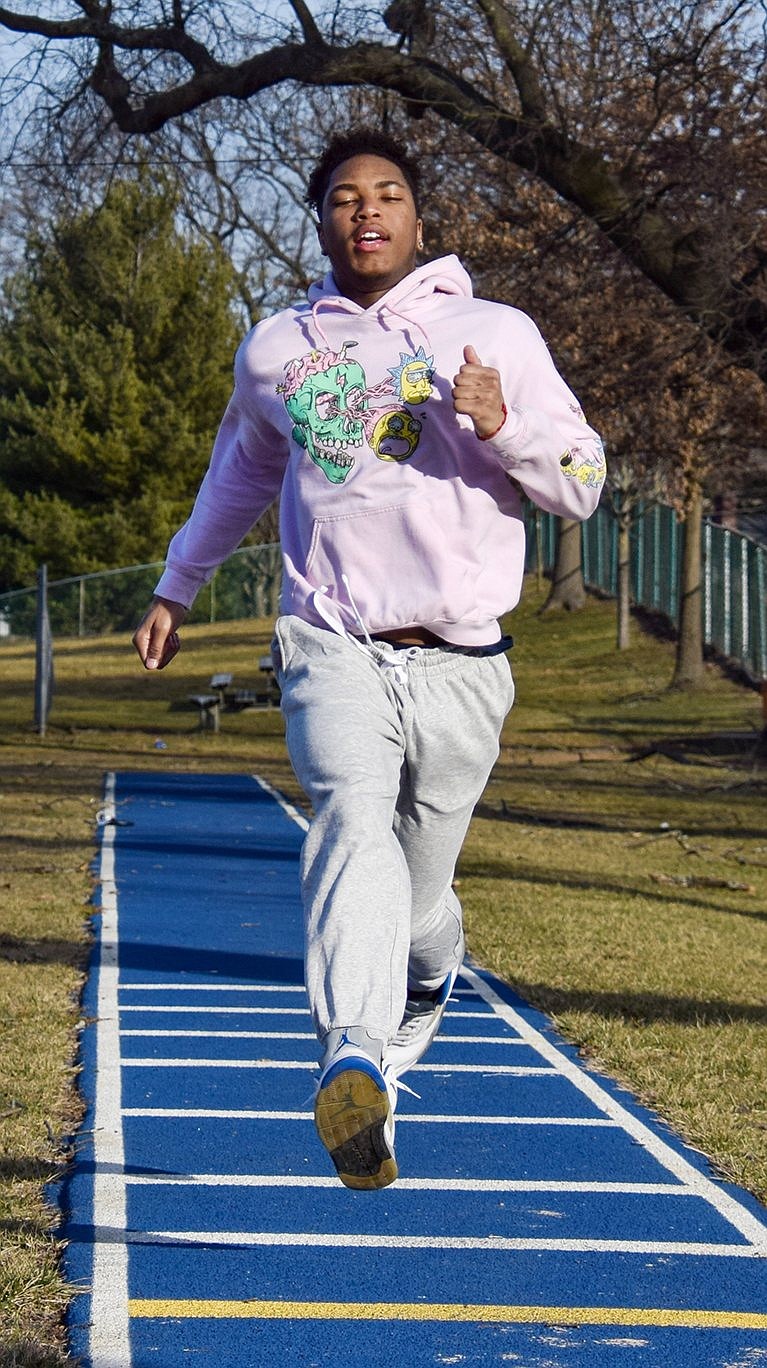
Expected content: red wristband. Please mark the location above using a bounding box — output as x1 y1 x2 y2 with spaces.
478 403 507 442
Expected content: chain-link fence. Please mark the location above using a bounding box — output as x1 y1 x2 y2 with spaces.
2 509 765 682
0 541 282 640
525 502 766 682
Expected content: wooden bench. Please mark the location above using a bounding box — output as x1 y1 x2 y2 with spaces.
258 654 280 708
228 661 279 712
228 688 259 710
188 693 221 732
209 672 233 703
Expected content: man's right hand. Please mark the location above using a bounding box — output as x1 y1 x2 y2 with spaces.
132 596 187 670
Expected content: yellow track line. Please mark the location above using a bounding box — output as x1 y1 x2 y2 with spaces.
129 1300 767 1329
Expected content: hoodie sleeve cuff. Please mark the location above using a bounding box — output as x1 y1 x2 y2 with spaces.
154 566 207 610
482 405 529 462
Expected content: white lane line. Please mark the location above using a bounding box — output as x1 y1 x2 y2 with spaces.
118 1030 525 1045
122 1108 617 1126
124 1174 693 1195
462 964 767 1252
114 1229 760 1257
434 1035 526 1044
118 981 481 999
120 1058 556 1075
120 1005 311 1015
119 1003 496 1022
434 1010 502 1019
119 1004 503 1027
122 1058 314 1069
89 772 130 1366
253 774 310 831
120 983 307 993
121 1030 318 1040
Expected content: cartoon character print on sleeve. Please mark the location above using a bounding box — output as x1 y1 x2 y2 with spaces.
559 436 607 490
277 343 434 482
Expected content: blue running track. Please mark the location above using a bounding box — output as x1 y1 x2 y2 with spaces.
57 771 767 1367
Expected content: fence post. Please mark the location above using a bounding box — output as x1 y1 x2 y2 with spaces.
635 502 645 603
78 576 86 638
757 548 767 684
723 529 732 656
703 520 712 646
668 508 679 623
653 505 661 609
740 535 748 663
34 564 54 736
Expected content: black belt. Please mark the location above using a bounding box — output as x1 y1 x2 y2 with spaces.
372 633 514 657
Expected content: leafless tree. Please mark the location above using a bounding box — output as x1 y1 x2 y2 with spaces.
2 1 764 680
1 1 765 376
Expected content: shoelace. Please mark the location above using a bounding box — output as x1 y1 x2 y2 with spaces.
390 990 441 1041
387 1074 420 1101
389 1017 430 1048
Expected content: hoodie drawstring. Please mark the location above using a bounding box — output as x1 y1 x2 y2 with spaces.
309 299 334 350
381 301 433 359
310 580 414 688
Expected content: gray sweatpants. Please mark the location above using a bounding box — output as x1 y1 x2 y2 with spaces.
272 615 515 1046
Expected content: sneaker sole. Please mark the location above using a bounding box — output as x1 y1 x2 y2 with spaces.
314 1067 397 1191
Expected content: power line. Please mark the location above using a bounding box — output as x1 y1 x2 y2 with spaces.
0 150 457 170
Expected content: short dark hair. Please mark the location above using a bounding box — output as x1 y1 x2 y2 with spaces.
306 128 421 219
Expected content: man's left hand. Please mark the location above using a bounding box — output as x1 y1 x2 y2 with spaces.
452 345 507 440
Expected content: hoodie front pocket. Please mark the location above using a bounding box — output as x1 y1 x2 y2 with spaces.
304 495 479 630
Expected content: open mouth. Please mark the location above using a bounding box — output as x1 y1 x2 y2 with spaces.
353 229 389 251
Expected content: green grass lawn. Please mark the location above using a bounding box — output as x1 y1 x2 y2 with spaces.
0 583 765 1364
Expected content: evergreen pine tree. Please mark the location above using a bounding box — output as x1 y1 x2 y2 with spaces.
0 173 242 588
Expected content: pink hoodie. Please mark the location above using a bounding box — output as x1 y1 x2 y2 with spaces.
155 254 605 645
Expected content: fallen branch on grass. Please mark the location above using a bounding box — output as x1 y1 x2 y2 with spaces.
649 872 756 893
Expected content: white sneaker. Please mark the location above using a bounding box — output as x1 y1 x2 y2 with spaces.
383 963 461 1084
314 1041 398 1190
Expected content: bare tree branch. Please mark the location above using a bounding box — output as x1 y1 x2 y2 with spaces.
473 0 547 123
288 0 325 48
1 2 764 378
0 6 221 72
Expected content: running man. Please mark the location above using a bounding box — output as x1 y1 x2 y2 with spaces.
133 127 605 1190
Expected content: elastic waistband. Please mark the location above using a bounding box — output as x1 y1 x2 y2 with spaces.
371 633 514 658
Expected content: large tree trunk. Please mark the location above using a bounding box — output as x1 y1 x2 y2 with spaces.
541 517 586 613
671 485 705 689
616 512 631 650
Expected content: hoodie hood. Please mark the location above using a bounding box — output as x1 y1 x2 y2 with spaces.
306 253 471 311
306 253 473 352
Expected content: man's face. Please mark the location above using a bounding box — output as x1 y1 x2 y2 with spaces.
317 153 423 307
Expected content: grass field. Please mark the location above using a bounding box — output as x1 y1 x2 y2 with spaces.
0 583 765 1365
